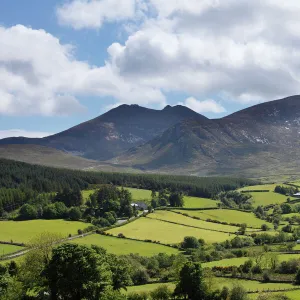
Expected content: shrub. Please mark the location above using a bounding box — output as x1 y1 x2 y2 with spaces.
181 236 200 249
150 285 172 300
262 271 270 283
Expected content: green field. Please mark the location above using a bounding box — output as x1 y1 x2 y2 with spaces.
203 253 300 269
175 209 270 228
239 184 296 207
0 220 92 243
71 233 179 256
82 190 95 202
125 187 152 202
249 290 300 300
125 278 294 295
183 196 219 209
215 277 294 293
148 210 240 233
0 244 24 257
107 217 234 244
126 282 176 294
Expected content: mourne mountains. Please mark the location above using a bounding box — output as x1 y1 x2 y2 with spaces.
1 96 300 179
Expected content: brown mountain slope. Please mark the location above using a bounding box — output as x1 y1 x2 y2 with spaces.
113 96 300 177
0 105 205 160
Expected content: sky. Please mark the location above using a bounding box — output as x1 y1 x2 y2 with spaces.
1 0 300 138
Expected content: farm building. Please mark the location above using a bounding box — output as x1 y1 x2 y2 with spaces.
293 192 300 198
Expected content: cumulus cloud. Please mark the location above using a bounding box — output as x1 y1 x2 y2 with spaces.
0 25 165 116
0 129 53 139
106 0 300 104
180 97 226 114
57 0 138 29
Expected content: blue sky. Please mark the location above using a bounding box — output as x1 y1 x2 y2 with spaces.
0 0 299 138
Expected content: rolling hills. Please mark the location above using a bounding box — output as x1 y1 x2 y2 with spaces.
1 95 300 178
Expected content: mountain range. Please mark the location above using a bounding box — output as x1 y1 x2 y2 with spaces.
1 95 300 179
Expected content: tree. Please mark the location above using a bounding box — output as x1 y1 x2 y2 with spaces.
19 204 38 220
175 262 208 300
230 284 248 300
261 224 269 231
158 190 169 207
295 268 300 285
169 192 184 207
68 207 82 221
238 223 247 235
280 203 292 215
132 269 149 285
19 232 63 292
45 243 112 300
150 285 172 300
181 236 200 249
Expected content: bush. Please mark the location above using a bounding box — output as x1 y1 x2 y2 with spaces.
262 271 271 283
127 292 149 300
295 268 300 285
132 269 150 285
19 204 38 220
150 285 172 300
261 224 269 231
118 233 125 238
181 236 200 249
68 207 82 221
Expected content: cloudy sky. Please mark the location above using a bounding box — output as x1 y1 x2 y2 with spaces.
1 0 300 138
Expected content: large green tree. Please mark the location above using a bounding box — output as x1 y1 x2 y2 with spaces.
45 243 112 300
175 262 208 300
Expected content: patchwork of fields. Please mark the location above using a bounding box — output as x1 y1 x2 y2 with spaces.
107 217 234 244
0 244 23 256
70 233 179 256
174 209 270 228
147 210 241 233
0 220 91 243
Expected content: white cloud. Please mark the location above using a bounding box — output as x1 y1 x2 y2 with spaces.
0 25 165 116
180 97 226 114
106 0 300 105
57 0 137 29
0 129 53 139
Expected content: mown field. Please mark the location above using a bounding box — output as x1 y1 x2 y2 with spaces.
71 233 179 256
0 220 91 243
249 290 300 300
125 278 295 295
0 244 24 257
203 253 300 269
148 210 241 233
183 196 219 209
107 217 234 244
238 184 293 207
175 209 270 228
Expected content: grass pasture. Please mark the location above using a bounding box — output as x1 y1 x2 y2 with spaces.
239 184 296 207
0 244 24 257
82 190 95 202
0 220 92 244
175 209 269 228
70 233 179 256
148 210 240 233
125 187 152 203
126 282 176 294
203 253 300 269
125 278 294 296
249 290 300 300
107 217 234 244
183 196 219 209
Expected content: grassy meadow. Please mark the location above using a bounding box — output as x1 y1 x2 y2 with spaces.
0 220 91 244
0 244 24 257
107 217 234 244
70 233 179 256
125 278 295 295
148 210 240 233
175 209 270 228
183 196 219 209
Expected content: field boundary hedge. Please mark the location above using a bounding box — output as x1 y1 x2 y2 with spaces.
146 214 240 235
241 190 270 193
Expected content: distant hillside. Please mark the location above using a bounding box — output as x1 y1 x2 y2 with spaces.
114 96 300 178
0 105 205 160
